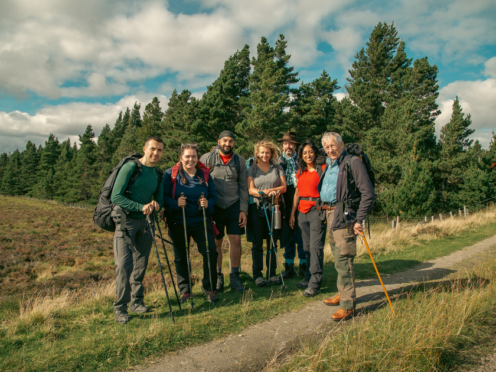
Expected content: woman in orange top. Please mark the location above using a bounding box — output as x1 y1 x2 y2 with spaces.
289 139 326 297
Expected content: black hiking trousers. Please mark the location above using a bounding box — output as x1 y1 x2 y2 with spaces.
169 221 218 295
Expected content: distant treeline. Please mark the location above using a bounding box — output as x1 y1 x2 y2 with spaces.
1 23 495 217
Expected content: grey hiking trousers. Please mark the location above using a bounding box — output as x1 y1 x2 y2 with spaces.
113 215 152 312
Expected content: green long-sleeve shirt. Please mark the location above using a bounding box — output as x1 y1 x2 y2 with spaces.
111 161 164 219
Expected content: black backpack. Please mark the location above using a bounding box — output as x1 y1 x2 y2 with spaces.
343 143 376 189
93 153 162 232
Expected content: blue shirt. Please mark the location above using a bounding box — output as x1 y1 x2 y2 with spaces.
320 158 339 203
163 168 217 226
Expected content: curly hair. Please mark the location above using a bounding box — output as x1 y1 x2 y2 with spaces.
254 140 280 163
297 139 326 173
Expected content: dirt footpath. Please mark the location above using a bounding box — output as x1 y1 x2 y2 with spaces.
134 234 496 372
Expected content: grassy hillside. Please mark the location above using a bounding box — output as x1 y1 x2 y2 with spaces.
1 195 495 371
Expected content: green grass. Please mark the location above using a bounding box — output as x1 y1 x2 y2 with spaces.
265 256 496 372
1 196 496 371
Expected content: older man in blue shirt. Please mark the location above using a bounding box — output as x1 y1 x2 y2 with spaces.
318 132 375 321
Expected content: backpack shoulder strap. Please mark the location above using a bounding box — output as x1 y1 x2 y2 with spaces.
126 159 142 188
171 163 180 199
234 153 241 180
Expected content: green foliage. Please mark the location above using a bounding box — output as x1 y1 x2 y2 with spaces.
290 70 339 144
0 26 488 216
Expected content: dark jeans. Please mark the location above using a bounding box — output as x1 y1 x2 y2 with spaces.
249 204 279 279
169 221 218 294
282 208 305 262
298 207 326 290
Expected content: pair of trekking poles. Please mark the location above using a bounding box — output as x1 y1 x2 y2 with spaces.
178 192 215 311
259 191 286 289
147 192 215 321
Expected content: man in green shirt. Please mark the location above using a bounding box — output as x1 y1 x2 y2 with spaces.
110 136 164 325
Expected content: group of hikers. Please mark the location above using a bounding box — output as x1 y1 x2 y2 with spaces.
105 129 375 325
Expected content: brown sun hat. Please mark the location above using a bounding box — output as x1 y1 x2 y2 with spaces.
278 131 300 145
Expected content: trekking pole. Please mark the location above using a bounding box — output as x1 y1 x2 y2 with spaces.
201 192 215 306
152 211 181 311
180 192 195 310
359 232 396 315
269 195 286 289
271 195 286 289
146 214 175 323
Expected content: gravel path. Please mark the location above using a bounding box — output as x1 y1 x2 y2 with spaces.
134 234 496 372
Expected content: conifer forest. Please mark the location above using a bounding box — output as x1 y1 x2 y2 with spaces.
1 23 495 218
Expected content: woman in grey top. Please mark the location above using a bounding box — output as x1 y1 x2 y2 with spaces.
247 140 287 287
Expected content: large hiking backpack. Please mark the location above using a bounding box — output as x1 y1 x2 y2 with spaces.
203 146 241 179
343 143 376 189
170 160 210 198
93 153 162 232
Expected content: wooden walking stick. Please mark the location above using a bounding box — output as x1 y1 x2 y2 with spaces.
359 232 396 315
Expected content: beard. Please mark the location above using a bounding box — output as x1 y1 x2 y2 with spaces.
284 148 295 157
219 145 233 155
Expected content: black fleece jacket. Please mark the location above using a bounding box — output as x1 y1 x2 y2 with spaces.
318 150 375 230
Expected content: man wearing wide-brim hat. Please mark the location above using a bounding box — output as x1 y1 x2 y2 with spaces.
276 131 307 280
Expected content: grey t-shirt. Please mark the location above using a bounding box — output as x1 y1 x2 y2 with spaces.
247 163 284 194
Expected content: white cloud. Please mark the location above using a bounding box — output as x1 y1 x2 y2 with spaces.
0 93 169 153
436 76 496 149
484 57 496 78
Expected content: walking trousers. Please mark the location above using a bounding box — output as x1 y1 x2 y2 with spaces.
298 207 326 290
113 216 152 312
249 204 279 279
169 221 218 295
326 210 357 310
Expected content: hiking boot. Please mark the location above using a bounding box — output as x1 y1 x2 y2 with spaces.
114 310 130 325
298 263 307 278
282 263 297 279
129 302 150 314
230 273 246 293
255 277 267 287
216 273 224 292
331 308 355 321
302 287 320 297
180 293 191 304
201 286 219 303
268 276 282 285
296 279 309 289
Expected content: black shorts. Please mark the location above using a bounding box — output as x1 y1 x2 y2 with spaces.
212 200 245 239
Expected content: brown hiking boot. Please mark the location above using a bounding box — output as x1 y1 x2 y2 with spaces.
324 294 341 306
331 308 355 321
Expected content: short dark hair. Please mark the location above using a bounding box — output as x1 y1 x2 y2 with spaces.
144 136 164 147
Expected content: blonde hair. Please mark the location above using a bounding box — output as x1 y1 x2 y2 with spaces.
254 140 280 163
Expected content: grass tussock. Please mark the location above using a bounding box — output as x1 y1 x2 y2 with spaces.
264 261 496 372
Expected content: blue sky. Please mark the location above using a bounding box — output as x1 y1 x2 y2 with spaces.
1 0 495 153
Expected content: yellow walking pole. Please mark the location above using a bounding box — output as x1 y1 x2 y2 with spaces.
359 232 396 315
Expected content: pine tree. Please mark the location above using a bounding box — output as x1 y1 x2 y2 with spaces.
1 150 23 195
381 160 436 217
290 70 339 144
438 97 475 208
455 164 490 208
0 153 8 182
52 140 74 198
236 35 299 157
112 103 142 165
62 125 98 202
136 97 165 147
31 134 60 198
197 45 251 151
161 89 200 169
20 141 39 195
